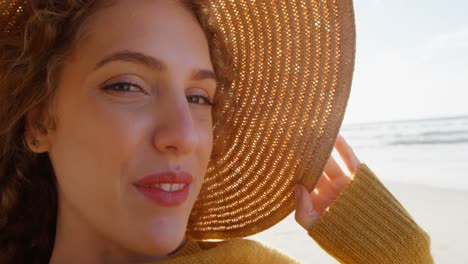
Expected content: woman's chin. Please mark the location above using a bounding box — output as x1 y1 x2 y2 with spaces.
136 224 187 257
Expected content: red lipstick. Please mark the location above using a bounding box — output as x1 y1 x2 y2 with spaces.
133 171 193 207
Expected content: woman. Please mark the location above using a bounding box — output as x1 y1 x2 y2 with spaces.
0 0 433 263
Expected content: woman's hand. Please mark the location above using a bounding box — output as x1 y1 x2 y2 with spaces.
294 134 362 230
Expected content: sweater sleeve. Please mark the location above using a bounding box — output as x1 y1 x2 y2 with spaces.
307 163 434 264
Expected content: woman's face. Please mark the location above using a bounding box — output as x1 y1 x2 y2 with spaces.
42 0 214 259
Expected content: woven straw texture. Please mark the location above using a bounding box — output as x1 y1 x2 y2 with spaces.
188 0 355 239
1 0 356 240
0 0 27 33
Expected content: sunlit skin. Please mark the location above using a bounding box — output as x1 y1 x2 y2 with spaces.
24 0 362 263
27 0 215 263
295 135 362 230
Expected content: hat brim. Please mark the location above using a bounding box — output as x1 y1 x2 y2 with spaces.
188 0 356 239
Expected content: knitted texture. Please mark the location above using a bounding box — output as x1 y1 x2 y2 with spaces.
159 238 299 263
308 164 433 263
155 164 433 263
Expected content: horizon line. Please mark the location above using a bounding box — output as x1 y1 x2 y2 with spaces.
343 114 468 126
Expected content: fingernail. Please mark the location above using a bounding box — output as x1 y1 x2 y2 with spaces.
295 185 301 200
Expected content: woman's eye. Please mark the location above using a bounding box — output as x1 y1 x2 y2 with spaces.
187 95 214 106
100 82 212 105
100 82 145 93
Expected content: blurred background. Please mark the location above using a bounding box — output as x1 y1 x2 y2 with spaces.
251 0 468 263
342 0 468 189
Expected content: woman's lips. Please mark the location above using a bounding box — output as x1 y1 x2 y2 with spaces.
133 171 193 207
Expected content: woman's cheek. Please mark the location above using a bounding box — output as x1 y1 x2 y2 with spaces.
89 96 152 149
194 111 214 163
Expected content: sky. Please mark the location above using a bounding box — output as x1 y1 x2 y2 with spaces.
342 0 468 124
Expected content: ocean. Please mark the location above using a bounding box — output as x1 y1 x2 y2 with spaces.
339 116 468 190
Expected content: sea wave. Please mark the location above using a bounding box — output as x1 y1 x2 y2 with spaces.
341 116 468 148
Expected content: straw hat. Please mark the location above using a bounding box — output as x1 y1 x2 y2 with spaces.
1 0 356 240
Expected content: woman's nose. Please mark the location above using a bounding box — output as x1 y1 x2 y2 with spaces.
152 96 199 156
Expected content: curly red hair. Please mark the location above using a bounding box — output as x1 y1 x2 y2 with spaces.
0 1 105 262
0 1 230 262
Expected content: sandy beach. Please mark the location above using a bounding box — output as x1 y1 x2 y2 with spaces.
248 180 468 263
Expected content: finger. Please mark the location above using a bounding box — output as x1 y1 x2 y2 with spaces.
311 190 333 215
324 155 347 181
331 175 352 191
295 184 320 229
314 173 339 204
335 134 361 174
313 172 351 214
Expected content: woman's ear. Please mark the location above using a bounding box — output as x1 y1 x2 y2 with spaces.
24 107 53 153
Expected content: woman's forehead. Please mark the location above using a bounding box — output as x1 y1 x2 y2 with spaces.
68 0 213 75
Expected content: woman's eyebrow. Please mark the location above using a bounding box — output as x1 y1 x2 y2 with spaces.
191 69 217 82
94 50 166 71
93 50 216 82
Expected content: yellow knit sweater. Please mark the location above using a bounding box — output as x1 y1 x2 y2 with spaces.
158 164 433 263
